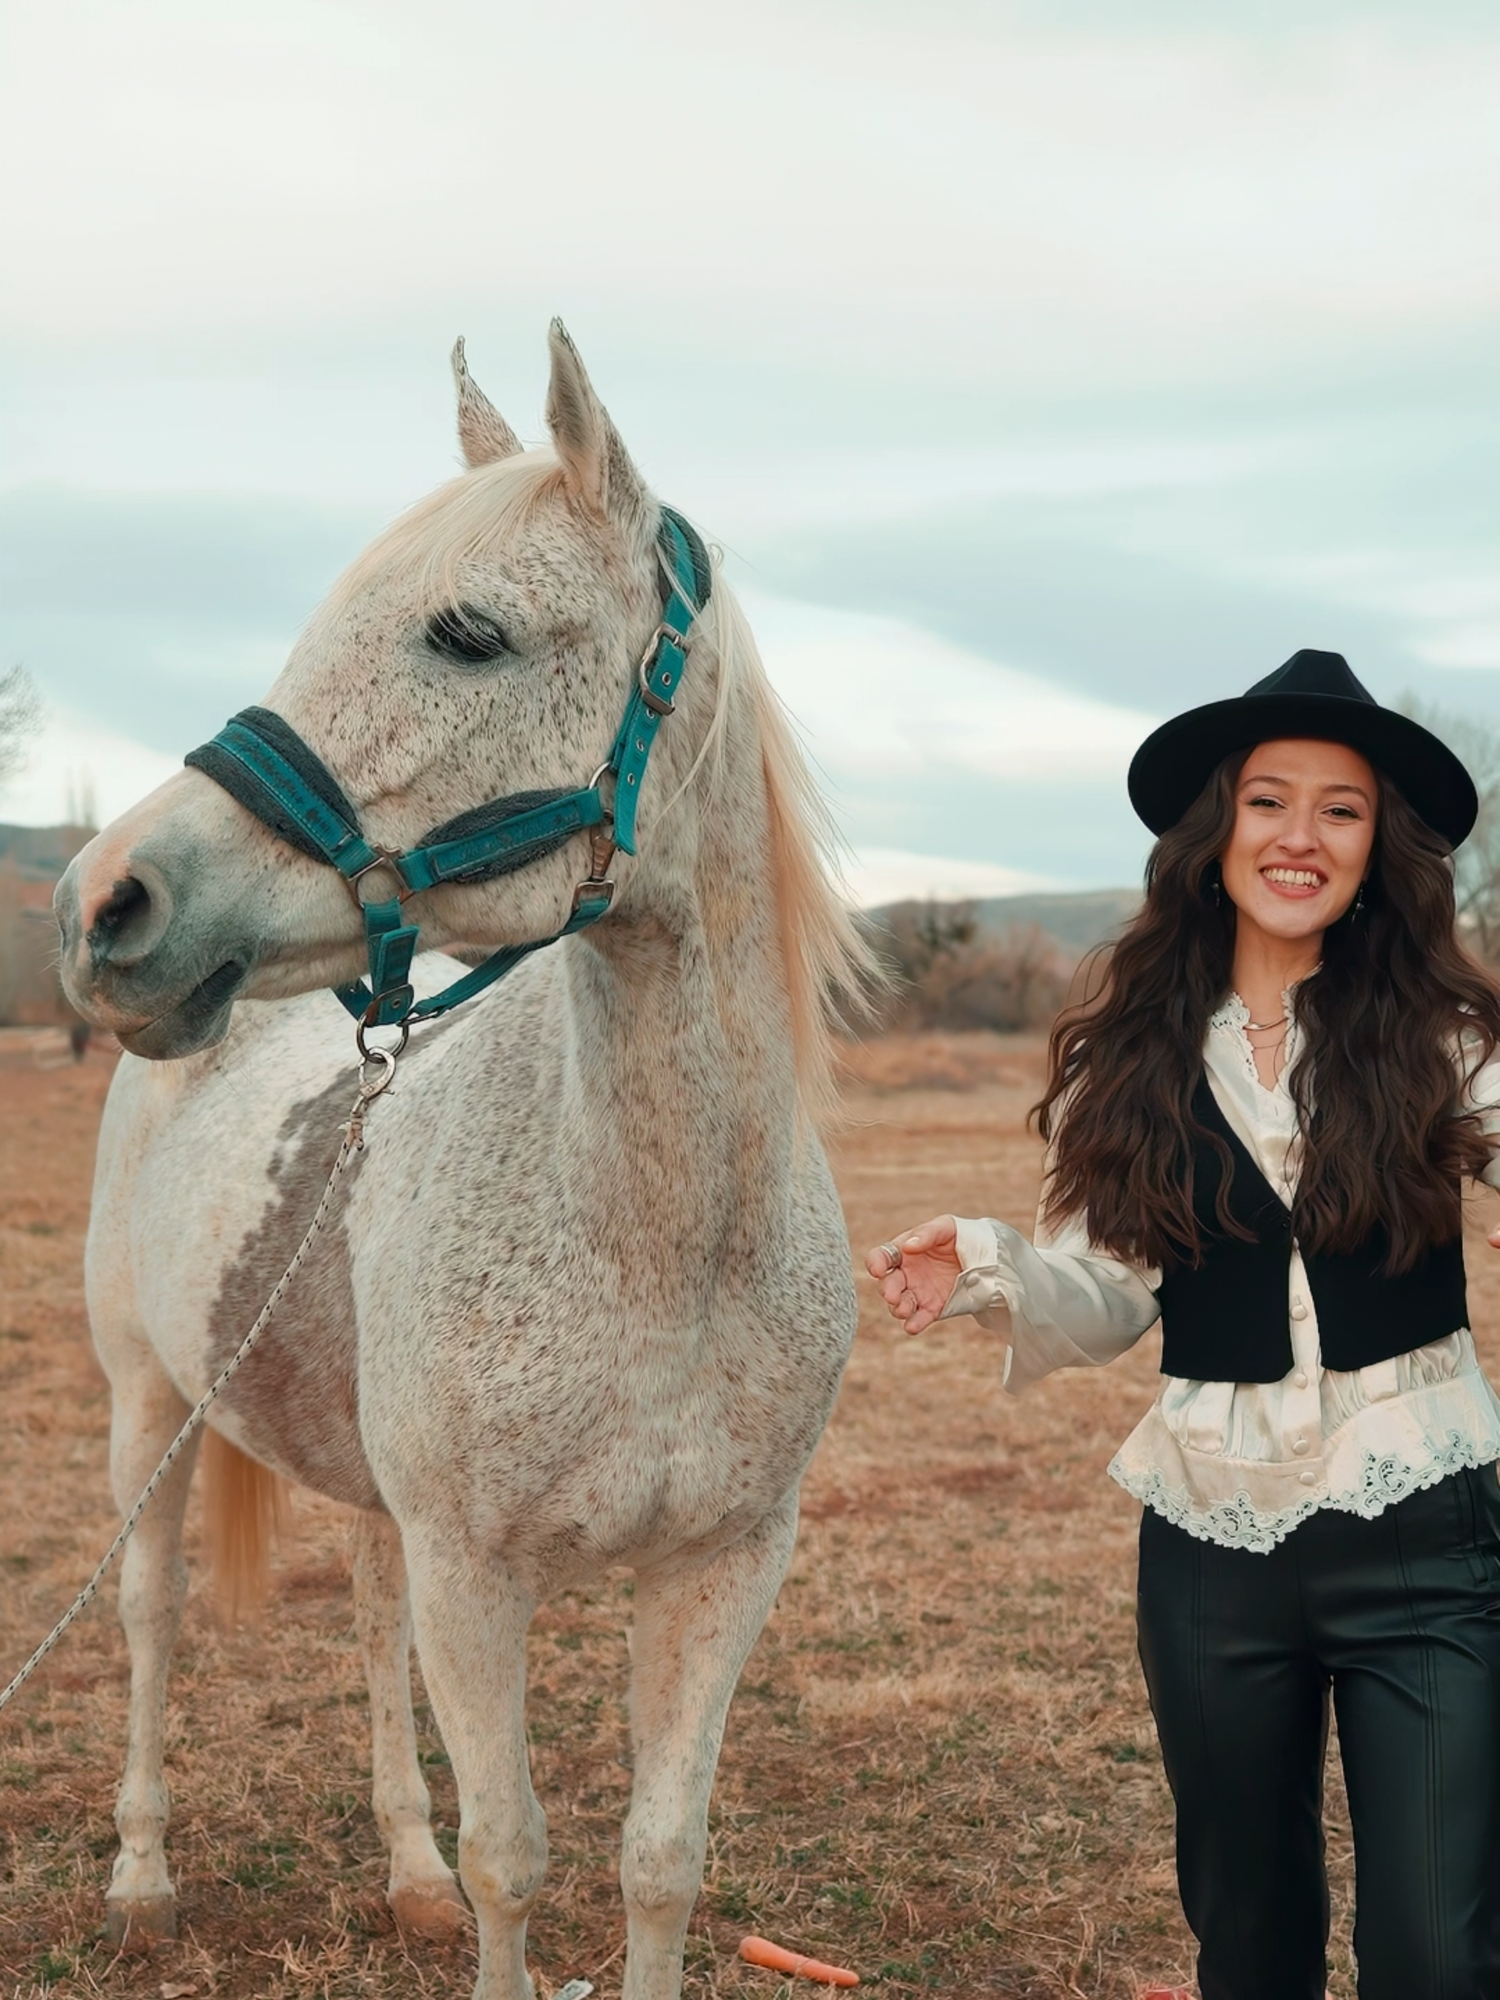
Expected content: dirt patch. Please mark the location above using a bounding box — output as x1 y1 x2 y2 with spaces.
6 1031 1497 1995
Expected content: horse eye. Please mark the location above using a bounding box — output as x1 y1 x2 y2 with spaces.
425 605 512 664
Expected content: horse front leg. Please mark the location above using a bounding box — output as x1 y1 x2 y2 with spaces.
350 1508 469 1934
622 1492 801 2000
402 1531 543 2000
102 1350 200 1944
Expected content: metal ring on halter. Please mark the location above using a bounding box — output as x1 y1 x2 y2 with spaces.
355 1018 410 1065
344 844 414 909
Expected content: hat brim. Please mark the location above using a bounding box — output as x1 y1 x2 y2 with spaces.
1127 693 1478 849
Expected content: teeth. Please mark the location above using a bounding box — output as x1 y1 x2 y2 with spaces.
1263 869 1323 887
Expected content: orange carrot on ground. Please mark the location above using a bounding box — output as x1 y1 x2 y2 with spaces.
738 1936 860 1987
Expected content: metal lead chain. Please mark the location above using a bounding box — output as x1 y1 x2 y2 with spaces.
0 1055 398 1715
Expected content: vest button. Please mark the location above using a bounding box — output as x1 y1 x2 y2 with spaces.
1290 1299 1309 1320
1292 1436 1310 1455
1294 1371 1309 1389
1299 1470 1316 1486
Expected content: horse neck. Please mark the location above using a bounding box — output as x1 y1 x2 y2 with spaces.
556 686 806 1247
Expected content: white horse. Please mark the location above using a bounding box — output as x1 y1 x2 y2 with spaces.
54 324 872 2000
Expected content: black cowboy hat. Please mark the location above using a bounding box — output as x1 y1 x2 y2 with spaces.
1127 649 1478 849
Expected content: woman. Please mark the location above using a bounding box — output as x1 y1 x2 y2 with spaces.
869 650 1500 2000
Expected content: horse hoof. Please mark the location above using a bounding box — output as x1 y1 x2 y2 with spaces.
389 1878 471 1936
103 1894 177 1947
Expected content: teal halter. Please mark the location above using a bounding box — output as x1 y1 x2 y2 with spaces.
185 508 709 1042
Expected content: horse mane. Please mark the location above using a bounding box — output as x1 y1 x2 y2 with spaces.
679 574 879 1129
335 453 880 1127
330 452 571 607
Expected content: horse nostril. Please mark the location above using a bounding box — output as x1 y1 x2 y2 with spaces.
89 874 163 970
96 876 149 929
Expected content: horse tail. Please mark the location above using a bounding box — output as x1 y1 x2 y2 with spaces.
202 1428 288 1620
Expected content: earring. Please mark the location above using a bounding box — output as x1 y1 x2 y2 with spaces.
1206 865 1223 907
1350 881 1366 922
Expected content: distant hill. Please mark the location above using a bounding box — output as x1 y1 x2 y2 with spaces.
971 888 1139 953
873 887 1139 958
0 822 95 882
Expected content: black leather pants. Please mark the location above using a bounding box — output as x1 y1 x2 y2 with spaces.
1136 1466 1500 2000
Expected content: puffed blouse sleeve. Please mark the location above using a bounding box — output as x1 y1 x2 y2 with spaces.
1463 1038 1500 1188
938 1197 1162 1397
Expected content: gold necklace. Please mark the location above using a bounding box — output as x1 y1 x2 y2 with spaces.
1245 1014 1287 1032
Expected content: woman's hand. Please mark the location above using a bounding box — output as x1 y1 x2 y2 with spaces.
865 1216 964 1335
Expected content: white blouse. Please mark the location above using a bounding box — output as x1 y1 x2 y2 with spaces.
940 996 1500 1553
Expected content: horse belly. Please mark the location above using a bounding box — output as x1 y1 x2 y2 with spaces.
633 1261 856 1559
354 1217 857 1585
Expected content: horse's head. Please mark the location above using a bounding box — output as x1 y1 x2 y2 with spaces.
56 325 718 1058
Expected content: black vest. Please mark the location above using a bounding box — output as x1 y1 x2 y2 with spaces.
1155 1077 1470 1384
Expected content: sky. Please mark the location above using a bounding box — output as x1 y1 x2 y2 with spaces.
2 0 1499 902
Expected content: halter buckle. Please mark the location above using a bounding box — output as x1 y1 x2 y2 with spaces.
571 825 617 916
637 625 685 717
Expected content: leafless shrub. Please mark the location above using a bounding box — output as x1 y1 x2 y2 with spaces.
912 926 1071 1033
869 899 980 991
866 901 1073 1034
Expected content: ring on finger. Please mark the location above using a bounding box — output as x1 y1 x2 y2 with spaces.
878 1241 903 1269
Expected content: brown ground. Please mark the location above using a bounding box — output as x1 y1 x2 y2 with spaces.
3 1027 1499 1999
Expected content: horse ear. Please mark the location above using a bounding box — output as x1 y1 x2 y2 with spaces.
452 338 522 467
544 319 650 533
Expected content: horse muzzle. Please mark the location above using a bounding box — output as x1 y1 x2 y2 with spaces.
55 836 252 1059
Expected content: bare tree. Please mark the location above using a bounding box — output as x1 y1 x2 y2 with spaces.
65 767 99 832
0 665 41 796
1401 696 1500 961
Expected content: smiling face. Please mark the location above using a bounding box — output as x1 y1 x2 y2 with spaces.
1219 737 1378 951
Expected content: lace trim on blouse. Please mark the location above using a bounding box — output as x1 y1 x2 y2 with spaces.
1112 1429 1495 1554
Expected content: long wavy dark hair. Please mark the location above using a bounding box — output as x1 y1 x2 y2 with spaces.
1037 750 1500 1272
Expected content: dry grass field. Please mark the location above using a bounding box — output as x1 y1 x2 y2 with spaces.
5 1026 1500 1998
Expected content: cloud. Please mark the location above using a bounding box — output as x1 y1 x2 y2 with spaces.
741 401 1500 722
0 708 180 829
840 848 1061 910
744 590 1156 781
4 1 1500 401
1244 548 1500 676
0 488 364 626
0 489 373 751
742 588 1154 885
1413 624 1500 671
5 0 1500 888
